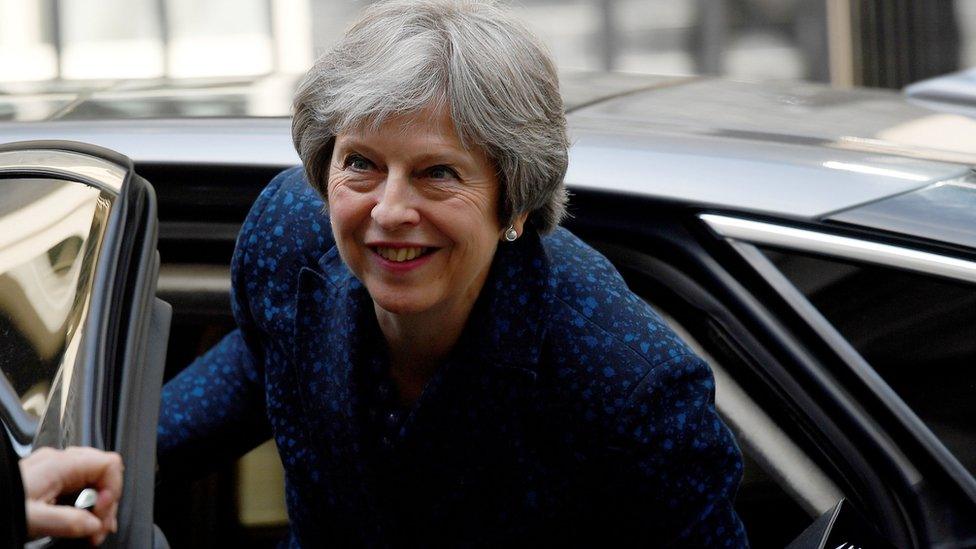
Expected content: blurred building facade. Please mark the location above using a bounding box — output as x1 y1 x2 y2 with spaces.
1 0 974 89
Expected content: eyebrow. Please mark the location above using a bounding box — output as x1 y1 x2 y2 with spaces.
332 138 383 159
335 138 473 168
410 152 469 167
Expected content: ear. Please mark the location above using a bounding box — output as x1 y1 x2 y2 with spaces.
501 212 530 241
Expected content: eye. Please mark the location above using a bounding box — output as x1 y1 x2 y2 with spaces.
426 165 459 180
343 154 374 171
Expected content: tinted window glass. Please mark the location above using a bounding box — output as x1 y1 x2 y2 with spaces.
827 177 976 251
0 178 110 432
760 248 976 475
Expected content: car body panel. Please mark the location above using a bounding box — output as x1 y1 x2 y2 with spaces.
2 114 970 226
565 126 965 218
558 71 690 111
0 119 298 167
0 76 299 122
1 72 683 123
571 77 976 150
4 74 973 225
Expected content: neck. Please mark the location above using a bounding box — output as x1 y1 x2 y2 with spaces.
374 285 481 404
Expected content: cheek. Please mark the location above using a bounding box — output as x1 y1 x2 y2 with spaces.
433 196 499 252
327 188 368 234
328 201 366 271
452 215 500 264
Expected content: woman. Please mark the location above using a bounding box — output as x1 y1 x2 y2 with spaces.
158 0 749 546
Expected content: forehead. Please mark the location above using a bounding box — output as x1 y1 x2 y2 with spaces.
342 105 455 142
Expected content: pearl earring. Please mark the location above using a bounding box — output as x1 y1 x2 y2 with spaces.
504 225 518 242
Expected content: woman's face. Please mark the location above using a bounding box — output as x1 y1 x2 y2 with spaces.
327 105 504 318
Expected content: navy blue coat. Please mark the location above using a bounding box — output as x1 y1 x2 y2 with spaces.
158 166 749 547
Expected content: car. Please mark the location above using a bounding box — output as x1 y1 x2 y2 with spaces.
1 71 975 547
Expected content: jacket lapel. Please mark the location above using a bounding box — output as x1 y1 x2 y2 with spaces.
293 247 383 539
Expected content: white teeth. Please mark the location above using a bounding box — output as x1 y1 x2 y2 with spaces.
375 246 426 262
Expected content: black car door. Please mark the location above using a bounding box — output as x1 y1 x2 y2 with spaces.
0 141 170 548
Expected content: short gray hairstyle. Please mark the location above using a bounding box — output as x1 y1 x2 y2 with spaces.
292 0 569 233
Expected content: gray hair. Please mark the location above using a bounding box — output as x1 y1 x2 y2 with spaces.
292 0 569 233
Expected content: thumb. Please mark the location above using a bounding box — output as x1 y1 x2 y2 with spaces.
26 500 102 539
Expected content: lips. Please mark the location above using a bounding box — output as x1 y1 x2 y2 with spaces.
373 246 428 262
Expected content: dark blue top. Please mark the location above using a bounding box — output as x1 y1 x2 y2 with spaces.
157 166 749 547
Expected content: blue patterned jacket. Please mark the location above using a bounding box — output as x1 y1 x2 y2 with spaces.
158 166 749 547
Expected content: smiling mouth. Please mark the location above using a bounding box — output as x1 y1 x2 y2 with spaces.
371 246 434 263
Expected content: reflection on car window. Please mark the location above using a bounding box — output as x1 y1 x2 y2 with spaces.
0 177 110 432
760 247 976 477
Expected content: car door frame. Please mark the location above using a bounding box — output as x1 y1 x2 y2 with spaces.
703 212 976 546
0 141 170 548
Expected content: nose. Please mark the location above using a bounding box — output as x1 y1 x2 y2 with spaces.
371 173 420 230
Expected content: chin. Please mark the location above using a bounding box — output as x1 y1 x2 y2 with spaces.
368 290 434 316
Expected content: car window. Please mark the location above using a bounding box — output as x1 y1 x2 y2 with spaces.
758 247 976 477
0 177 111 435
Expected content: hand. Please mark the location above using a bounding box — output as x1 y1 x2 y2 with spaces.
19 446 123 545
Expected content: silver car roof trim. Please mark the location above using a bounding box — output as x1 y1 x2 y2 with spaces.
0 149 125 194
700 214 976 285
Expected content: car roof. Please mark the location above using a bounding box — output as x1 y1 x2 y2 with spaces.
0 72 684 123
0 75 300 122
566 77 975 217
2 73 974 246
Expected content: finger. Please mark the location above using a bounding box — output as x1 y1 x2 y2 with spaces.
19 447 63 499
26 501 102 539
53 448 124 499
110 501 118 533
92 485 118 521
91 497 118 536
21 447 124 504
88 499 116 548
90 530 108 546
